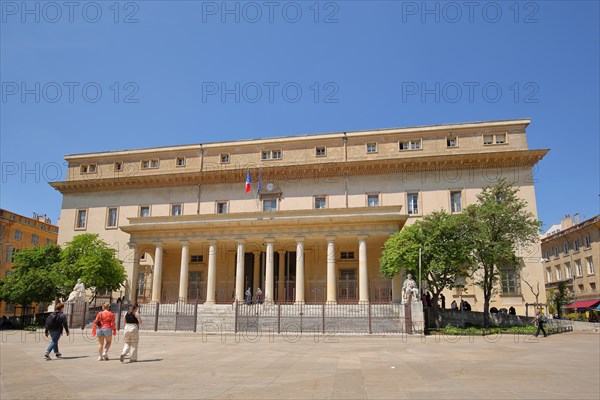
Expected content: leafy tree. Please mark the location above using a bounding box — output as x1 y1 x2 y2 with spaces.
58 234 127 302
380 211 474 327
462 179 541 327
0 244 62 311
550 281 572 319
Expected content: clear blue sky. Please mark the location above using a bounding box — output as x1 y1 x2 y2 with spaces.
1 0 599 230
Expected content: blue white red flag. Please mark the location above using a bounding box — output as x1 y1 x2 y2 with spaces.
245 169 251 193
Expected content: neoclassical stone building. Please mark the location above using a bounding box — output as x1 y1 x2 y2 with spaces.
51 119 548 313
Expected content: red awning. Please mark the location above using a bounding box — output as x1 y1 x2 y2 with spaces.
565 299 600 309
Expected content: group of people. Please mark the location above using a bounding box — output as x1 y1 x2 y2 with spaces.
43 302 143 363
450 299 472 311
244 287 263 304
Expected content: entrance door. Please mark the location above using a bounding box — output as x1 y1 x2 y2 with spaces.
338 269 357 303
188 271 204 301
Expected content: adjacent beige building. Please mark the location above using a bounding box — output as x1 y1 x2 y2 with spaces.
541 214 600 308
50 119 549 314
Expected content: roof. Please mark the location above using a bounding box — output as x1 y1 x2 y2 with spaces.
564 299 600 309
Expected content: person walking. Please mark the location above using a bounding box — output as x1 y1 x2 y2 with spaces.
245 287 252 305
120 303 142 363
534 309 548 337
44 303 69 360
92 302 116 361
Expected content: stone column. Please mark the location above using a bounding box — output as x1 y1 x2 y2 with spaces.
205 240 217 304
235 240 245 302
128 242 140 302
265 239 275 304
295 238 305 304
278 250 285 302
326 236 337 303
151 243 163 302
358 235 369 303
178 242 190 302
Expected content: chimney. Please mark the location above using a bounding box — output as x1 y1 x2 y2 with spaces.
561 214 574 230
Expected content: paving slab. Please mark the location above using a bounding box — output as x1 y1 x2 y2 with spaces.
1 330 599 399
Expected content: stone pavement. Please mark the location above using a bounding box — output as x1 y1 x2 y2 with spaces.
1 329 599 399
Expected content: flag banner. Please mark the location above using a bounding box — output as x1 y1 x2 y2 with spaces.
245 169 251 193
257 168 263 193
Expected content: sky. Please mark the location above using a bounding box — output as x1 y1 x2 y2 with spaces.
1 0 599 231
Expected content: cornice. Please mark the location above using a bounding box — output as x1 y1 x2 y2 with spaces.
50 149 549 194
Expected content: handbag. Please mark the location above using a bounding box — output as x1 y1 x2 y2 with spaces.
96 313 102 327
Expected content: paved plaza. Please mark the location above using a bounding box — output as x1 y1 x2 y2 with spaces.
1 329 599 399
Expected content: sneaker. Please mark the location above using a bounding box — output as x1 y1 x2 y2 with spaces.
55 353 62 358
103 353 109 361
44 353 51 360
129 359 137 363
98 356 103 361
120 354 125 363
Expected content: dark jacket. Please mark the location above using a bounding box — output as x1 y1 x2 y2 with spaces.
45 311 69 335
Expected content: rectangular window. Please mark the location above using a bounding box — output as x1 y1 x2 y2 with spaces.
263 199 277 212
106 207 118 228
272 150 282 159
450 191 462 213
31 234 39 245
176 157 186 167
220 153 230 164
315 146 326 157
191 255 204 263
446 137 457 147
141 159 159 169
575 260 583 277
566 262 573 279
556 266 562 281
483 133 507 145
578 284 585 292
366 143 377 153
314 196 327 209
13 229 23 241
495 133 506 144
76 209 87 229
553 247 559 258
587 257 595 275
114 162 123 172
171 204 182 216
216 201 228 214
46 238 53 246
574 239 580 252
6 246 14 262
407 193 419 215
483 135 494 145
261 150 282 160
399 140 422 151
80 164 97 174
563 242 570 254
367 194 379 207
546 267 552 283
584 235 591 248
501 265 520 294
340 251 355 260
139 206 150 218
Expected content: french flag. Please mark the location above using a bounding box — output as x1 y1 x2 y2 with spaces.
245 169 251 193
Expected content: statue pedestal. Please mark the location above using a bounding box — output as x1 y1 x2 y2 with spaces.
64 301 86 328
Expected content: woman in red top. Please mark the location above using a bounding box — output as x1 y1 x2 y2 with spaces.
92 302 117 361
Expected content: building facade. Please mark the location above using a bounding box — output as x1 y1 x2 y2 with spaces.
50 119 548 314
541 214 600 308
0 209 59 315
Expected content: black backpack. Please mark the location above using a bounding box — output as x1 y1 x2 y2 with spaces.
45 312 62 331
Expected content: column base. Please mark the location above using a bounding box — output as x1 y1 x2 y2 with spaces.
294 300 305 305
204 300 215 305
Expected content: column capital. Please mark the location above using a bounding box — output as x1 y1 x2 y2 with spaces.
180 240 190 246
153 241 164 247
127 241 137 249
295 236 305 243
264 237 275 243
358 234 369 241
325 235 336 242
235 238 246 245
207 239 217 245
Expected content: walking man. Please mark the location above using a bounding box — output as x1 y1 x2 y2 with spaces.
44 303 69 360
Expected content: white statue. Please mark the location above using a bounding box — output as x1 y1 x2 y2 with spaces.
66 278 86 302
402 274 419 304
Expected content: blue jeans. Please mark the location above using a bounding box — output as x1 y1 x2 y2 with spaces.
46 330 62 354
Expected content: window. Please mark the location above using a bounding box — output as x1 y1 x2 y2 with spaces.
399 139 422 151
141 159 159 169
220 153 230 164
367 194 379 207
584 235 591 248
80 163 97 174
139 206 150 218
546 268 552 283
261 150 282 160
314 196 327 209
216 201 228 214
566 262 573 279
553 247 559 258
366 143 377 153
495 133 506 144
446 137 457 147
483 135 494 145
575 260 583 277
578 284 585 292
407 193 419 215
31 234 39 245
544 250 550 260
556 266 562 281
591 282 597 291
263 199 277 212
450 191 462 213
563 242 570 254
587 257 595 275
13 229 23 241
176 157 186 167
137 273 146 297
106 207 118 228
340 251 355 260
483 133 507 145
316 146 326 157
501 265 520 294
574 239 580 252
191 255 204 263
5 246 13 262
171 204 183 216
76 209 87 229
114 162 123 172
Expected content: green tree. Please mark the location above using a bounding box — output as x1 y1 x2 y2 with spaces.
58 234 127 302
462 179 542 327
0 244 62 311
551 281 572 319
380 211 474 327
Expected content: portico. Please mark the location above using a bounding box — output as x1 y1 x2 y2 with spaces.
122 206 406 305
